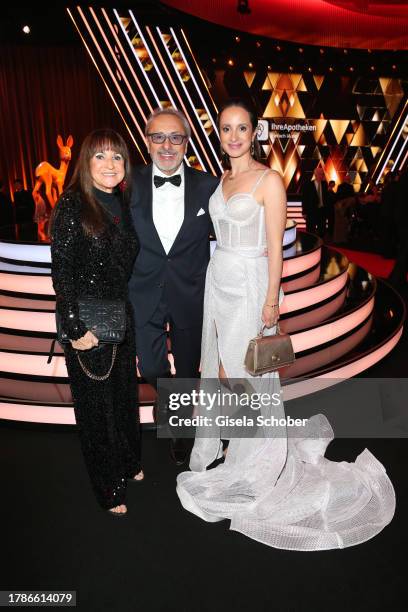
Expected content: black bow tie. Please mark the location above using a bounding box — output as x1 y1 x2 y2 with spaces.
154 174 182 188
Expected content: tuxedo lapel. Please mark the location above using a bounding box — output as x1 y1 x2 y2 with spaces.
137 164 166 256
168 164 197 255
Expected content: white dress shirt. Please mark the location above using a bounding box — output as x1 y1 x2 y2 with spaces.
152 163 185 254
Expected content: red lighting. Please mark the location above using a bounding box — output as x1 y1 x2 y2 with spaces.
163 1 408 50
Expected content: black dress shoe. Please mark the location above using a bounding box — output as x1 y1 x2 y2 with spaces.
170 438 188 466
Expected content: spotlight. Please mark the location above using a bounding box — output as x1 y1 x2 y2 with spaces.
237 0 251 14
248 62 254 68
235 36 240 43
22 25 30 34
228 59 234 66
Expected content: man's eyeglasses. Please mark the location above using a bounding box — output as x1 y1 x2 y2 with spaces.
147 132 188 145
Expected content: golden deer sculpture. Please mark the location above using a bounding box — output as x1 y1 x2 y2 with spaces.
32 135 74 210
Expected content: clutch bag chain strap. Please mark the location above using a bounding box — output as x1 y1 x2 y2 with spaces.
76 344 118 381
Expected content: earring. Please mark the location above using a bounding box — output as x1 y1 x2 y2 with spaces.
221 147 229 161
251 142 255 156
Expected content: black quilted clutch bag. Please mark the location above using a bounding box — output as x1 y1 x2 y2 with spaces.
56 299 126 345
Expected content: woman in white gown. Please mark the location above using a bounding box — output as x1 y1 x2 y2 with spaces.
176 99 395 551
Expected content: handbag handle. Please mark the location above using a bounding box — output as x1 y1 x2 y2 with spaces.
259 321 281 337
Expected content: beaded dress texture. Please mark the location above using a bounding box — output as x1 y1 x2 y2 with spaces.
176 171 395 550
51 189 141 509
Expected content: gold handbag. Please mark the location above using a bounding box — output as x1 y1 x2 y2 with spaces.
244 323 295 375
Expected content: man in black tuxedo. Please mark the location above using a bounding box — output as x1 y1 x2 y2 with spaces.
302 166 328 237
129 108 218 463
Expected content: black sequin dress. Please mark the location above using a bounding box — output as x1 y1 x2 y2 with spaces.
51 187 141 509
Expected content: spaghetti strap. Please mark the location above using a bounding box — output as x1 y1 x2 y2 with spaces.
250 169 270 195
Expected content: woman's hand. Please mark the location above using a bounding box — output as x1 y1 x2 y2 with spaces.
71 330 99 351
262 304 279 328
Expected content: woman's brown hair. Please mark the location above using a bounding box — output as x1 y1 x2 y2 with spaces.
52 129 131 236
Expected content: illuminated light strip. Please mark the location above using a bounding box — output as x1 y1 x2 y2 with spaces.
399 145 408 171
280 270 348 314
0 401 151 425
128 13 201 169
391 132 408 172
145 25 216 173
0 272 53 295
0 263 50 274
290 297 374 353
75 8 146 146
0 242 50 263
158 27 222 172
89 7 149 126
180 29 218 115
0 309 56 333
170 27 220 142
370 99 408 181
282 266 321 292
378 115 408 180
283 327 403 402
101 7 153 113
128 13 177 104
282 248 321 277
283 225 296 247
114 9 161 106
375 100 408 184
67 9 146 162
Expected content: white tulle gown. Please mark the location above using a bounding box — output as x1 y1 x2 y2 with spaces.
176 170 395 551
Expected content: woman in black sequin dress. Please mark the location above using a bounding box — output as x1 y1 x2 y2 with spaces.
51 129 143 516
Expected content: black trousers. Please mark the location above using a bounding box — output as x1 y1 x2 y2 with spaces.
135 298 202 387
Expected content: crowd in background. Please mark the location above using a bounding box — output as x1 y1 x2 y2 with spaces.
302 168 408 288
0 179 37 240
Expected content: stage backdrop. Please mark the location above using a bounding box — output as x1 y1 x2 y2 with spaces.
213 67 408 191
0 44 144 200
67 6 408 193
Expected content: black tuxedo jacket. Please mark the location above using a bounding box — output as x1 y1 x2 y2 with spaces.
129 163 219 329
302 179 328 217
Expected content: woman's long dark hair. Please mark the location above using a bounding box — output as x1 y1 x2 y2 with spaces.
217 98 263 170
52 129 131 236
